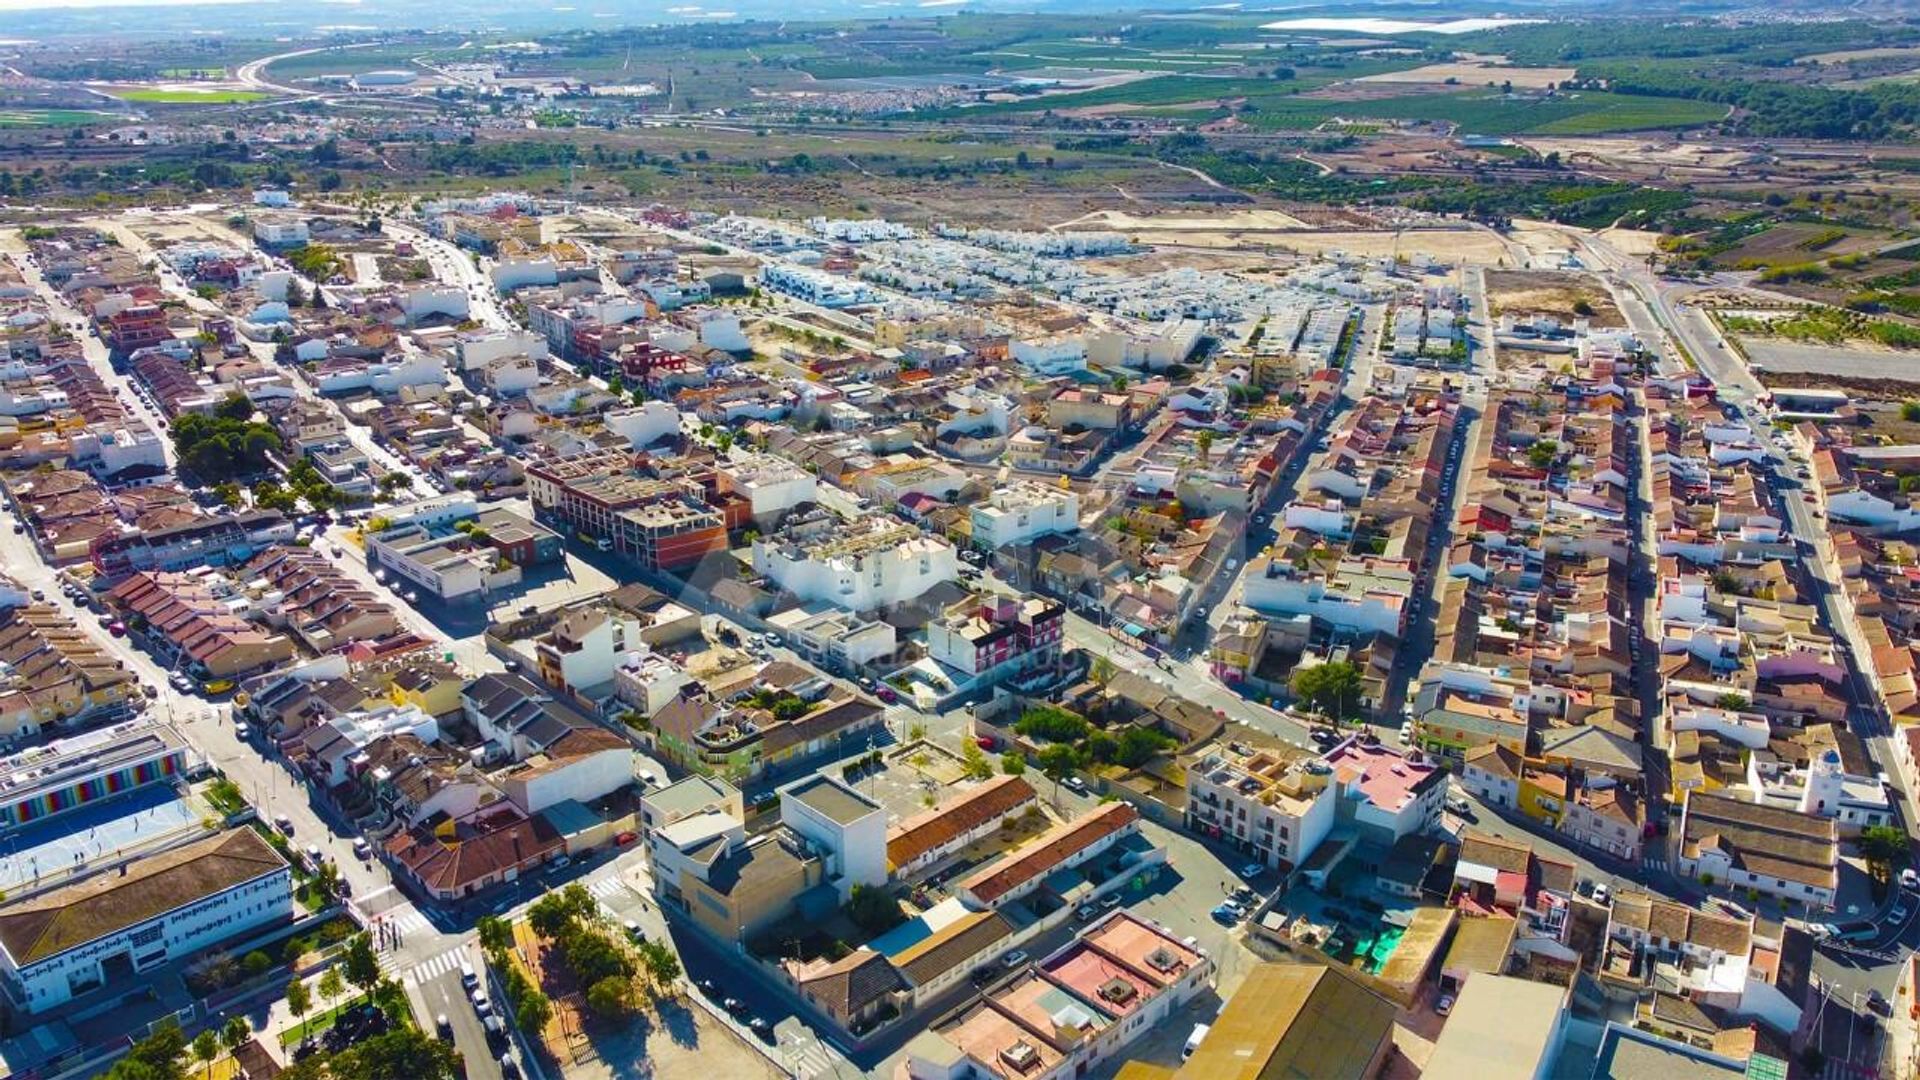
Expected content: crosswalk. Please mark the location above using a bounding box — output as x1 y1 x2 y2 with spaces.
376 908 433 937
585 873 631 901
402 944 474 987
786 1036 839 1079
1643 856 1669 873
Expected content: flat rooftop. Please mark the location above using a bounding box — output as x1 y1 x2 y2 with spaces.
781 775 881 826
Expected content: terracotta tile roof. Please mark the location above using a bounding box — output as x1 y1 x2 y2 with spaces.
960 802 1137 905
887 775 1037 870
1458 831 1531 876
794 948 907 1016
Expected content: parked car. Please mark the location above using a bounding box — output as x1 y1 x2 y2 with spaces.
1210 902 1243 924
1002 950 1029 968
1063 776 1087 795
1237 863 1264 880
747 1017 774 1042
1435 994 1456 1017
1903 867 1918 890
1887 898 1912 925
273 813 294 834
1592 883 1611 906
353 838 372 860
722 997 749 1017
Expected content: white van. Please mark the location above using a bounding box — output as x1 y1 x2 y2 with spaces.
1184 1023 1211 1060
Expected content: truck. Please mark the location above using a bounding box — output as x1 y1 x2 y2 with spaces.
1184 1024 1211 1061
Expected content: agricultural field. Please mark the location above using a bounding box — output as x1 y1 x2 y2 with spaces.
108 87 271 104
0 108 117 126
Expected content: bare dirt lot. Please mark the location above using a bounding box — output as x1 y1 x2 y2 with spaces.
1746 339 1920 383
1485 269 1627 328
1356 62 1575 89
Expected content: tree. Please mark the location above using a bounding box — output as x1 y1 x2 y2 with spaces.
285 978 312 1043
1861 824 1911 883
317 967 345 1020
221 1017 251 1058
1090 653 1116 689
1000 750 1026 777
516 990 553 1034
528 892 576 939
1714 692 1750 711
106 1023 187 1080
1195 429 1215 461
1526 440 1559 470
586 975 633 1016
960 741 993 781
327 1028 462 1080
284 279 307 308
1113 726 1176 768
1903 400 1920 423
637 939 682 988
342 933 380 999
476 915 513 956
1038 743 1083 804
191 1030 219 1080
1016 706 1089 744
1290 661 1362 721
846 883 905 934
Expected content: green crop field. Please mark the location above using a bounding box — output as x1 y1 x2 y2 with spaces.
112 88 270 103
0 108 115 126
1528 95 1730 134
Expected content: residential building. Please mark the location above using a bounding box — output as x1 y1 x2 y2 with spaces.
386 802 565 902
957 802 1147 910
765 606 898 672
752 516 958 613
1676 791 1838 908
926 595 1064 687
906 912 1214 1080
887 776 1038 881
1185 745 1338 873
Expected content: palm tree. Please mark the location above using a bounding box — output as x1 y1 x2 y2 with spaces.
191 1029 219 1080
221 1016 251 1060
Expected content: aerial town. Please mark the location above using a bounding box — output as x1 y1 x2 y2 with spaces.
0 4 1918 1080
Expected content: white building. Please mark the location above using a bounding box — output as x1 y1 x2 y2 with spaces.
752 517 959 613
605 401 683 449
613 650 695 717
766 605 897 670
254 218 309 249
0 828 291 1014
969 482 1080 550
1185 748 1338 872
1010 334 1087 375
499 727 634 815
455 328 549 372
722 454 818 523
778 775 887 903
